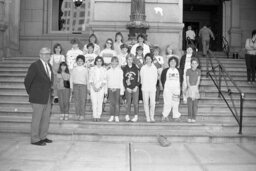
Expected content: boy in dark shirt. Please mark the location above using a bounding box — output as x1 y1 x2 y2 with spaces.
186 58 201 123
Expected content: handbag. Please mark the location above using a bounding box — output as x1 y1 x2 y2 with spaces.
63 80 70 88
62 74 70 89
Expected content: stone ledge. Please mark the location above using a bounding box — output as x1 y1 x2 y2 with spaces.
90 21 184 32
20 33 90 41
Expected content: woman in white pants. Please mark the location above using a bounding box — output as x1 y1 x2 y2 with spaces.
140 53 158 122
89 56 107 122
161 57 181 121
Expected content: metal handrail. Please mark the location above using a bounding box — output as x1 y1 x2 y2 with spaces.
222 36 230 58
206 50 244 134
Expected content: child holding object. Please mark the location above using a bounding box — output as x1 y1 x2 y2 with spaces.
140 53 158 122
186 58 201 123
56 62 70 120
70 55 89 121
106 57 124 122
161 57 181 121
89 56 107 122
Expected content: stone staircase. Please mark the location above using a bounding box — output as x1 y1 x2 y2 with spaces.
0 54 256 143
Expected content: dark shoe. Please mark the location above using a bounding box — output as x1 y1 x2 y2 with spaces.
42 138 53 143
31 140 46 146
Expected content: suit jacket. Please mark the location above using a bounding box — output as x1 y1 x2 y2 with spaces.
24 60 54 104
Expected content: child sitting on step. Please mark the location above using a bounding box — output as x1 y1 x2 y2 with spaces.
186 58 201 123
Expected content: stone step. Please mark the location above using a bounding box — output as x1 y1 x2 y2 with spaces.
0 100 254 117
0 62 247 68
0 116 255 143
1 106 255 124
0 94 255 105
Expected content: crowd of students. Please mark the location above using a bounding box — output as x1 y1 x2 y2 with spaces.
50 32 201 123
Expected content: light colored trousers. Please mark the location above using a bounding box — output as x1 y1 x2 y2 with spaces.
31 98 51 143
142 91 156 121
162 90 181 119
90 88 104 119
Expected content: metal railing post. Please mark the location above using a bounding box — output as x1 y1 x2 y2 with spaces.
239 93 244 134
218 65 222 97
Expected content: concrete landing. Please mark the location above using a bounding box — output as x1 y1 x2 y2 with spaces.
0 134 256 171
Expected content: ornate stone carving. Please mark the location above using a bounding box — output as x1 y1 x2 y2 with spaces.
127 0 149 38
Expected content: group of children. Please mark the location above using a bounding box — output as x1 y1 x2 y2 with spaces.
50 32 201 123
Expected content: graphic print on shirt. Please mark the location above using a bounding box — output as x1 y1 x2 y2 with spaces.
125 71 136 86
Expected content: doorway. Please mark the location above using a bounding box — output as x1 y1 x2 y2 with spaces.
183 0 223 51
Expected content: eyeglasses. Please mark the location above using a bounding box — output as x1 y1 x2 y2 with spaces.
106 42 112 44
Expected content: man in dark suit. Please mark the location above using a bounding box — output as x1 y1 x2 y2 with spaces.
24 47 54 146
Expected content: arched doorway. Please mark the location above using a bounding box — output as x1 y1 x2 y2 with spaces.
183 0 223 51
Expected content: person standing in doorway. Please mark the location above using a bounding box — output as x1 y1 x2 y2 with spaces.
24 47 54 146
199 25 215 56
186 26 196 48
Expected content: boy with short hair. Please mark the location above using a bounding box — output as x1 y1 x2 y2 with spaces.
186 58 201 123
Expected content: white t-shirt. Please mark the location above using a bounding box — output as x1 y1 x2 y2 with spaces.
186 30 196 40
84 53 97 67
99 49 117 65
164 68 180 94
140 64 158 92
66 48 83 70
130 43 150 56
83 43 101 55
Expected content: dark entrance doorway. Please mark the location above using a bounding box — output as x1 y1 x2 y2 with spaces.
183 0 223 51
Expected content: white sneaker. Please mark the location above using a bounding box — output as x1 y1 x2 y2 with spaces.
115 116 119 122
125 115 130 122
60 114 64 120
146 117 151 122
191 119 196 123
131 115 138 122
187 119 192 123
108 116 114 122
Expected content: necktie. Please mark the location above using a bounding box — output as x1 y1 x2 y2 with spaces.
45 63 51 79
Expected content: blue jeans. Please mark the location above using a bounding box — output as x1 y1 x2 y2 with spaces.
125 88 139 116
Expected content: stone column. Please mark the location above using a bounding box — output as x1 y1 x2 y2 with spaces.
127 0 149 38
229 0 242 50
0 0 8 59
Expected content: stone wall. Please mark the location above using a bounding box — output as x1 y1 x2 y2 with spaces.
91 0 184 55
240 0 256 46
19 0 184 56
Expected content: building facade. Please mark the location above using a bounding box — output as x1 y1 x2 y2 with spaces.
0 0 256 58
